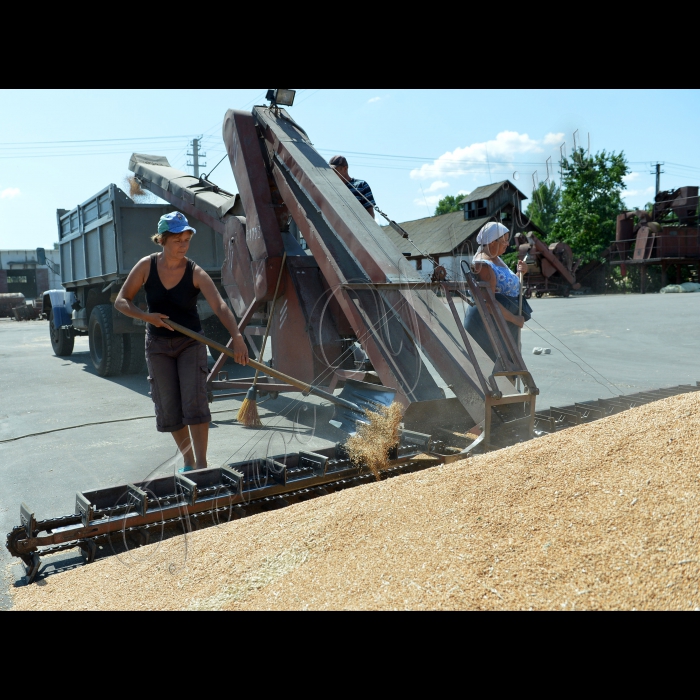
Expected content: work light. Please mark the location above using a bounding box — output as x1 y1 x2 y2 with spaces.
266 88 296 107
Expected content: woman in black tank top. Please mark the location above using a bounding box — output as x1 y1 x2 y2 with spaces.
144 253 202 337
115 211 249 472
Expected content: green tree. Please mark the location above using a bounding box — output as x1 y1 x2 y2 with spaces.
434 194 467 216
525 181 560 238
552 148 629 262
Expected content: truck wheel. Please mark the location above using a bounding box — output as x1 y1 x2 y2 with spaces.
89 304 124 377
48 308 74 356
122 333 147 374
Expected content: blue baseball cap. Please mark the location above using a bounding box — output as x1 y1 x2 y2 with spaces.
157 211 196 235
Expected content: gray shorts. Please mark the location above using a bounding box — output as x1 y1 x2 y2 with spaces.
145 333 211 432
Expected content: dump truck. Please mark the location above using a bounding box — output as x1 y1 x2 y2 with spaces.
40 184 229 376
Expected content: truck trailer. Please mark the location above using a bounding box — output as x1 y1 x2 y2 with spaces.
41 184 229 376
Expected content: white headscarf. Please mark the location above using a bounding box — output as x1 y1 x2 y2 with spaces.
476 221 509 246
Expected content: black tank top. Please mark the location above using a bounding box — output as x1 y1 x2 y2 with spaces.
144 254 202 337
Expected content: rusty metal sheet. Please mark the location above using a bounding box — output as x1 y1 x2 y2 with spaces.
276 255 351 383
633 226 653 260
222 110 290 303
270 278 317 383
221 216 254 316
222 111 284 262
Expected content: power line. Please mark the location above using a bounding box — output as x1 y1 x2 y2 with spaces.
0 150 188 160
295 89 321 105
0 134 194 147
663 161 700 172
0 125 689 177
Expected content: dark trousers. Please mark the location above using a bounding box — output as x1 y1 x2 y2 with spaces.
145 333 211 432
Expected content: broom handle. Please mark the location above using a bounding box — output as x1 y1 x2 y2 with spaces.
166 320 360 412
517 270 524 393
253 252 287 385
518 270 524 316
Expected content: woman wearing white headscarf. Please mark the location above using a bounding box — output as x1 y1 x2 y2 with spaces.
463 222 530 361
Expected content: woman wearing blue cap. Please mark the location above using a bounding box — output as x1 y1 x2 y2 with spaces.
463 222 531 361
115 211 248 472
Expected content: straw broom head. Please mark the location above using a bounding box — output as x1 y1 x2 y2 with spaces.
237 385 263 428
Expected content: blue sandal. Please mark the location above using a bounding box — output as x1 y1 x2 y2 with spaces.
178 465 194 473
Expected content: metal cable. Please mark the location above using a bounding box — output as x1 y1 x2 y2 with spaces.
0 406 247 445
524 318 621 396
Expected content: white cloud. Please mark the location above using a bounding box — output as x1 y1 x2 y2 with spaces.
410 131 542 180
623 185 654 200
543 132 565 145
0 187 20 200
368 97 381 103
623 171 640 183
414 194 442 208
426 180 449 192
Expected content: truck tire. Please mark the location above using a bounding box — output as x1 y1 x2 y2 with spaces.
89 304 124 377
48 307 74 356
122 333 146 374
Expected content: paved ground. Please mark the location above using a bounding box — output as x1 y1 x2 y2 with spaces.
2 291 699 608
449 291 700 408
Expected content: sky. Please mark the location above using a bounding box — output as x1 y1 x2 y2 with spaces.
1 89 699 251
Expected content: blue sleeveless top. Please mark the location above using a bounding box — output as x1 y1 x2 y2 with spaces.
476 258 520 297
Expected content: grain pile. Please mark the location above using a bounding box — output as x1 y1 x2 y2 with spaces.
346 402 403 480
12 393 700 611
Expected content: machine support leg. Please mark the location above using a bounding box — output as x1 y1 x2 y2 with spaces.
441 284 490 395
483 397 493 447
206 299 260 387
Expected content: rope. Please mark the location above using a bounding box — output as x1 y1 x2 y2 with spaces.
252 252 287 385
524 317 621 397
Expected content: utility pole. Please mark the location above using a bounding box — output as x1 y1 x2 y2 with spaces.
187 137 207 177
651 162 664 195
650 162 664 220
559 142 566 186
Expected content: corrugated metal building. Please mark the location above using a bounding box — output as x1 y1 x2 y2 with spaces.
383 180 544 280
0 249 61 298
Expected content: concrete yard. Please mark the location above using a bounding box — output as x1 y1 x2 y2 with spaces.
2 291 699 608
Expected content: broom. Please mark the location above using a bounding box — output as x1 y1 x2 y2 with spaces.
237 252 287 427
516 269 524 394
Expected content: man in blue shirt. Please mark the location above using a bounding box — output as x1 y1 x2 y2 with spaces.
329 155 376 219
